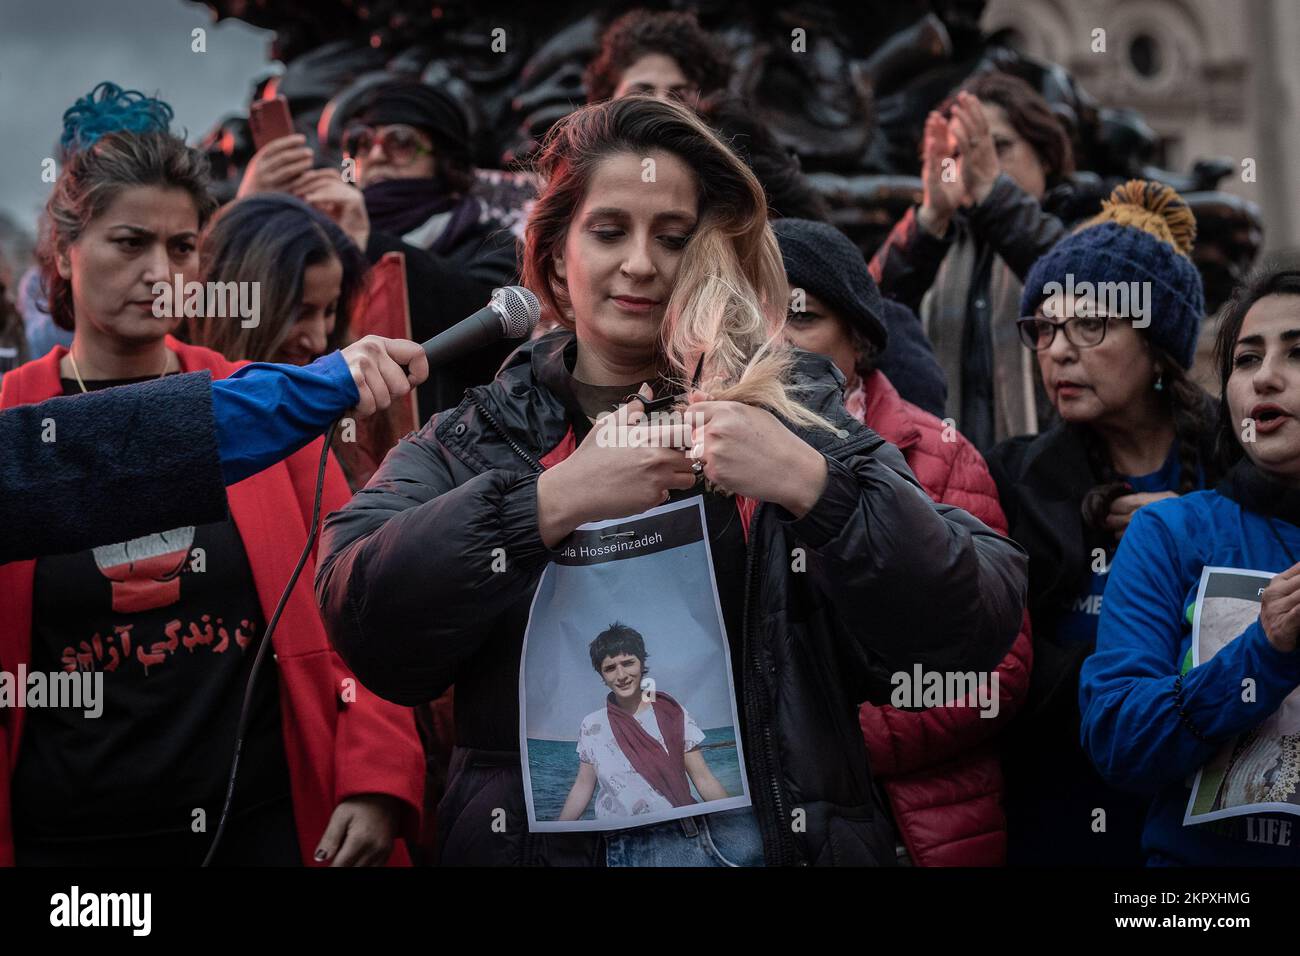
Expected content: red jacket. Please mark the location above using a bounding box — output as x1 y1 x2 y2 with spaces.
0 338 425 866
852 371 1033 866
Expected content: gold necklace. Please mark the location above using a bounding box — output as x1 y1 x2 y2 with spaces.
67 349 171 394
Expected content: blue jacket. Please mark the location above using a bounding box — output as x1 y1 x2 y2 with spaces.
1081 489 1300 864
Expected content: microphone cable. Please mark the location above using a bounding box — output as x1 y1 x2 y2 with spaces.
200 287 538 864
202 417 339 866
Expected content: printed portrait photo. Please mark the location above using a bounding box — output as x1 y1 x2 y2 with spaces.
518 498 751 832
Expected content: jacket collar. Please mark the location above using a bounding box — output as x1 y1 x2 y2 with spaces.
1015 389 1222 499
1017 422 1099 502
461 329 874 465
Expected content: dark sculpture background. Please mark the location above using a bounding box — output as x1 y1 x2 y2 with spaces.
198 0 1262 312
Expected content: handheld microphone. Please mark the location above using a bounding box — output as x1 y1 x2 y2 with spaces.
420 286 541 367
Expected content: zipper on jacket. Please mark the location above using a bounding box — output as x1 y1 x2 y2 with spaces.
742 502 804 866
467 392 545 474
475 380 806 862
467 392 616 863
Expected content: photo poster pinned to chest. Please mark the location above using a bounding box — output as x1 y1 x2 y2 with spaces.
1185 566 1300 825
518 496 751 833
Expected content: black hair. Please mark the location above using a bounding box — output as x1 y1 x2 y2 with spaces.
1211 257 1300 468
585 9 732 104
190 193 365 362
588 621 649 676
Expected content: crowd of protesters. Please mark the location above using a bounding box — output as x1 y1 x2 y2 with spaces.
2 7 1299 868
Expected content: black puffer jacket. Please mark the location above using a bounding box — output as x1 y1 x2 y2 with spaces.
315 330 1026 866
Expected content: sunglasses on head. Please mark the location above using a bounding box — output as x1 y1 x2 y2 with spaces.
341 124 433 163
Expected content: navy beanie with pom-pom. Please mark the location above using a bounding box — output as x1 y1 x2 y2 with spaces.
1021 179 1204 369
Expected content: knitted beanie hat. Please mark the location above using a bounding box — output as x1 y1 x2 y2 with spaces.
772 218 888 352
358 80 473 163
1020 180 1204 368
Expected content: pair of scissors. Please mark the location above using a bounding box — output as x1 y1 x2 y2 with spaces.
622 353 705 413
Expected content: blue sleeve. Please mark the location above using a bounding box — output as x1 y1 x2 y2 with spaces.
211 351 360 485
1080 503 1300 793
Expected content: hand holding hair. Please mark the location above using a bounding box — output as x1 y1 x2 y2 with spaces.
537 383 698 548
685 396 827 517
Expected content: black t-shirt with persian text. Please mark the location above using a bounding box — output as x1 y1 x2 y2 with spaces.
11 375 290 849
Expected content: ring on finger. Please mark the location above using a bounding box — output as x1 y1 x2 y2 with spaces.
691 459 704 475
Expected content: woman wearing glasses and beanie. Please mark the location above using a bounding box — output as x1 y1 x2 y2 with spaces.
986 180 1220 865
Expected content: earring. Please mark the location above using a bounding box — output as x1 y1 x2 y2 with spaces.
1154 373 1165 392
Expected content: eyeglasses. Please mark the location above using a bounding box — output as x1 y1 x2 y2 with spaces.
1016 315 1113 351
341 124 433 163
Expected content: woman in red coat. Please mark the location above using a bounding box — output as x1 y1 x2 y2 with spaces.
0 86 423 866
775 217 1032 865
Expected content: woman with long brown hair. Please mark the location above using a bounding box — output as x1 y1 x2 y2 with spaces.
316 94 1025 867
1080 259 1300 865
186 194 364 366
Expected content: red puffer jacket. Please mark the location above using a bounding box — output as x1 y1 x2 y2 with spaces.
851 371 1032 866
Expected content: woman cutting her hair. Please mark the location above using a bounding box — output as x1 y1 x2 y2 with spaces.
316 94 1026 867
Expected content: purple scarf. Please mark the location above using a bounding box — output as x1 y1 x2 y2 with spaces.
606 690 695 808
362 177 482 254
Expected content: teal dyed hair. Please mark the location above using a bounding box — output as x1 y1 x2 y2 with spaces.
59 82 175 159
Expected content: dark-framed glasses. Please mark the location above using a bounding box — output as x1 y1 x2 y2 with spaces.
1017 314 1112 351
341 123 433 163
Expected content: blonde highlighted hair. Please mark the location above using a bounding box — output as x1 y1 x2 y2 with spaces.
521 95 829 430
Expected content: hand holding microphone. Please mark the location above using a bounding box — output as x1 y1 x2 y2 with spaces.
340 335 430 418
340 286 540 417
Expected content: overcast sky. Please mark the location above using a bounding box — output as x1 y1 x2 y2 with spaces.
0 0 273 239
